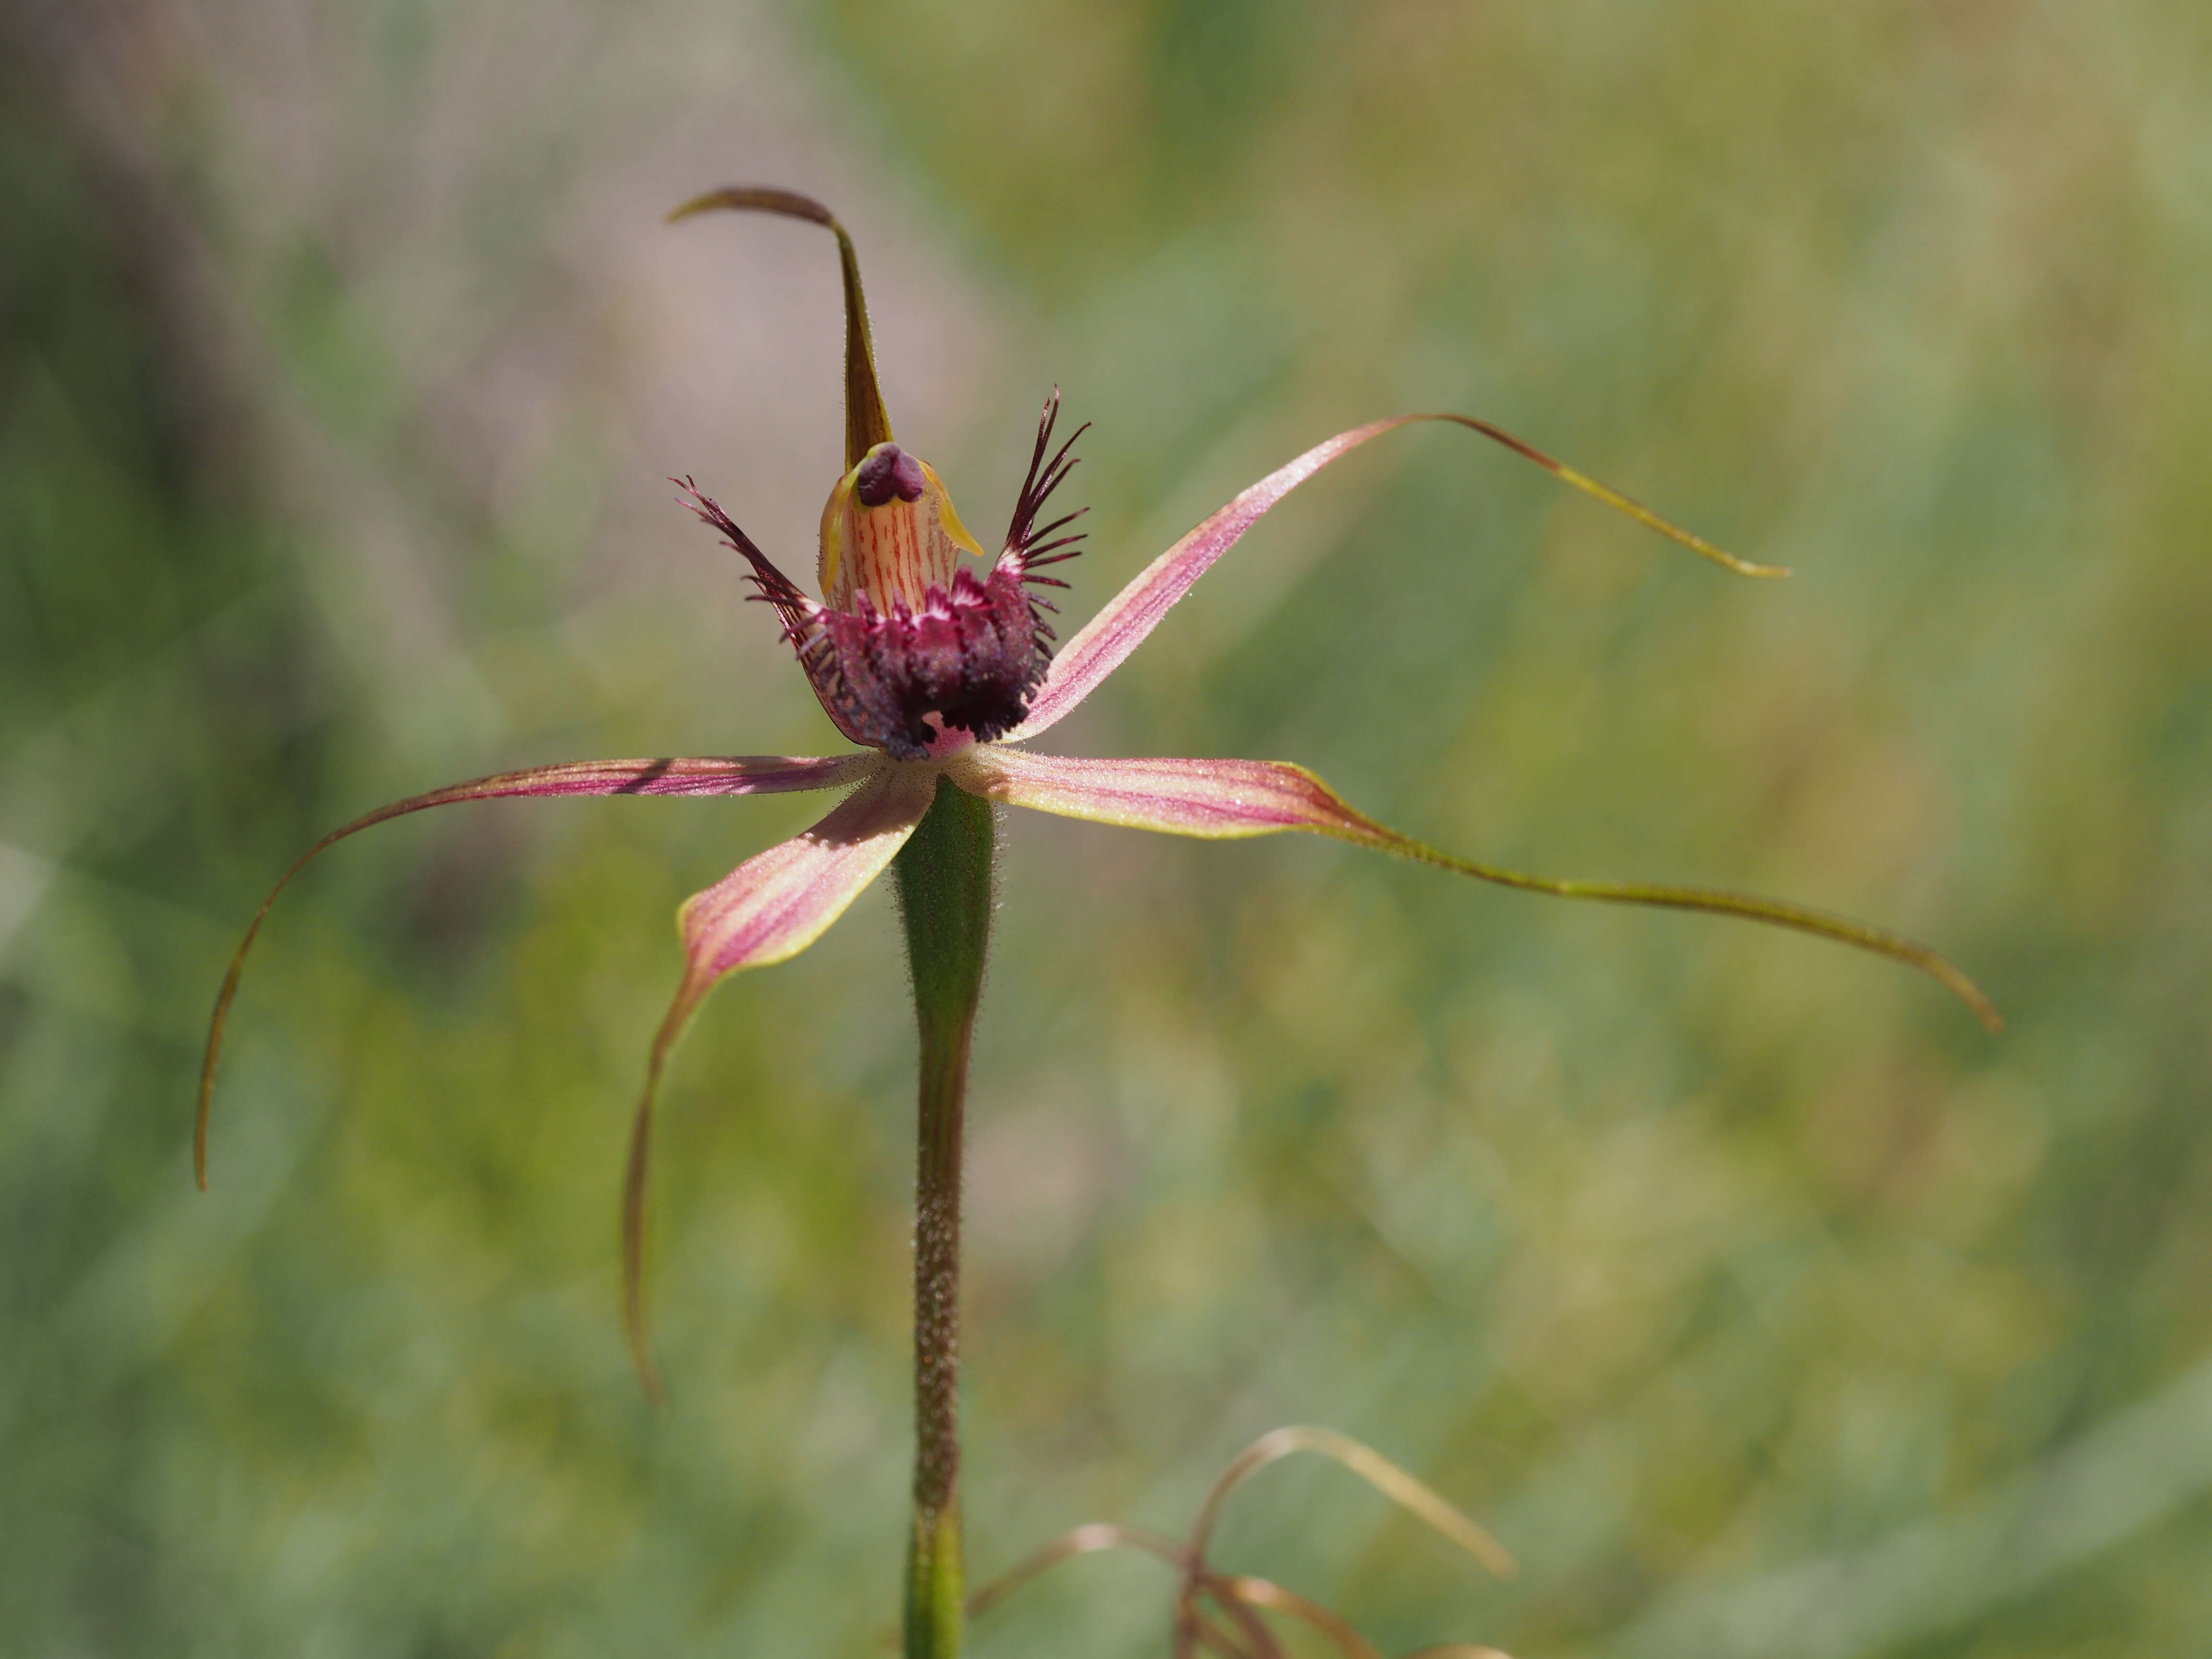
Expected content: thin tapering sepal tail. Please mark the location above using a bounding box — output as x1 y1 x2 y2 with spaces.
947 747 2000 1032
1010 411 1786 741
195 753 877 1190
666 185 894 469
618 760 935 1401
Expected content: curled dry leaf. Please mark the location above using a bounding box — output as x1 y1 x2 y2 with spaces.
963 1426 1516 1659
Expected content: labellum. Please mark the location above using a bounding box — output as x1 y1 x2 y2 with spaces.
682 404 1083 760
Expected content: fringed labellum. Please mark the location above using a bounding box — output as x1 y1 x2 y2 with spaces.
684 404 1085 760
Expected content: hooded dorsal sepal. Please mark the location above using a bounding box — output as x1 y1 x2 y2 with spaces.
667 185 894 470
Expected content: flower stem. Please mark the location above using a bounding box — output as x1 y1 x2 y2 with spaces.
892 774 994 1659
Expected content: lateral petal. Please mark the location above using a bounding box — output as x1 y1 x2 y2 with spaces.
949 746 1999 1033
197 753 878 1188
621 761 938 1399
1009 412 1783 740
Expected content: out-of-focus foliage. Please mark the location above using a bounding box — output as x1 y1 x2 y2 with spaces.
4 0 2210 1654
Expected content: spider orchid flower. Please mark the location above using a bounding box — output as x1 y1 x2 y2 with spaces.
198 187 1998 1659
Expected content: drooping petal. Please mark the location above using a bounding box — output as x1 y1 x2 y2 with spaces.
197 753 879 1189
948 746 2000 1032
621 760 938 1399
1008 412 1786 741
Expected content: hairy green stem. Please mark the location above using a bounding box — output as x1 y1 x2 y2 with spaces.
893 775 995 1659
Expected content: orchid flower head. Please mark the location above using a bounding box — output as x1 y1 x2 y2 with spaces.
199 185 1998 1401
669 185 1081 761
678 398 1079 760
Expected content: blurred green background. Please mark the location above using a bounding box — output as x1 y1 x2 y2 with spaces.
6 0 2211 1653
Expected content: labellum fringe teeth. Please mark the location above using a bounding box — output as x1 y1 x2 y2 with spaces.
679 392 1087 759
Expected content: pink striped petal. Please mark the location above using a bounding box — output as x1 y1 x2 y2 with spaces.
1009 412 1784 740
1006 420 1413 739
948 745 2000 1034
622 761 939 1398
198 752 880 1190
673 763 934 985
948 746 1368 838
